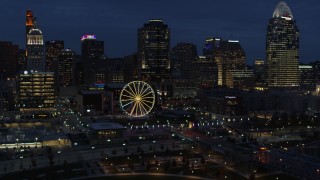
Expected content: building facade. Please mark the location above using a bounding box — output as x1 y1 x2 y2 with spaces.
26 21 45 72
19 11 56 113
18 71 55 112
138 19 171 82
171 43 197 79
203 37 246 87
266 1 300 87
81 35 105 85
45 40 64 72
0 42 19 79
58 49 75 87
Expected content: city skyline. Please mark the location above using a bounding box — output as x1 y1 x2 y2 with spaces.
1 1 320 179
1 0 319 64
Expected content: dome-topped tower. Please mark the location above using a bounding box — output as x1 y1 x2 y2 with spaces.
26 16 45 72
272 1 293 19
266 1 299 88
27 19 44 45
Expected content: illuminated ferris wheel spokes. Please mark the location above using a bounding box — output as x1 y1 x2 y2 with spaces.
120 81 155 117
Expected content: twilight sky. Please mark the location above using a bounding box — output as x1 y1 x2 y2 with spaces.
1 0 319 64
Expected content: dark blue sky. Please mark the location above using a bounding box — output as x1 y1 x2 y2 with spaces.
2 0 319 64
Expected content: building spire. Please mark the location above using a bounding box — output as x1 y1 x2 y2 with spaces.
272 1 293 19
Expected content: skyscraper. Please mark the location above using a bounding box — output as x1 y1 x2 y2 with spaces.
123 53 139 83
203 37 245 87
0 42 19 79
19 11 56 113
107 58 125 83
138 19 171 82
171 43 197 79
254 59 266 88
81 34 105 84
58 49 75 87
193 56 218 88
266 1 300 87
45 40 64 72
26 20 45 72
18 49 26 72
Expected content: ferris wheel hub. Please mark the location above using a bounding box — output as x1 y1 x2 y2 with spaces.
119 81 156 118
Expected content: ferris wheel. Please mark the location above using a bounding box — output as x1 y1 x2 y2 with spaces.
119 81 155 117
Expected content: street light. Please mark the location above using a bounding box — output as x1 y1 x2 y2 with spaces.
16 138 19 148
35 137 38 147
92 146 95 159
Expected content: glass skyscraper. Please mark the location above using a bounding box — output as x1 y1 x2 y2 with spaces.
138 19 171 82
266 1 300 87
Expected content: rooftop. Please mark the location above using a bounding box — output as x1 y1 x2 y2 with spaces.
89 122 125 131
273 1 293 19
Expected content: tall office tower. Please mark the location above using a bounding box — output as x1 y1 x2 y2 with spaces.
26 9 34 46
0 42 19 79
203 37 221 58
171 43 197 79
58 49 75 87
18 49 26 72
254 59 266 87
19 13 56 113
107 58 125 83
81 34 104 84
266 1 300 87
124 53 139 83
26 20 45 72
309 61 320 86
203 37 245 87
74 55 84 86
0 42 18 111
299 64 313 90
221 40 246 71
221 40 246 87
203 37 223 85
192 56 218 88
254 59 265 80
138 19 171 82
45 40 64 72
